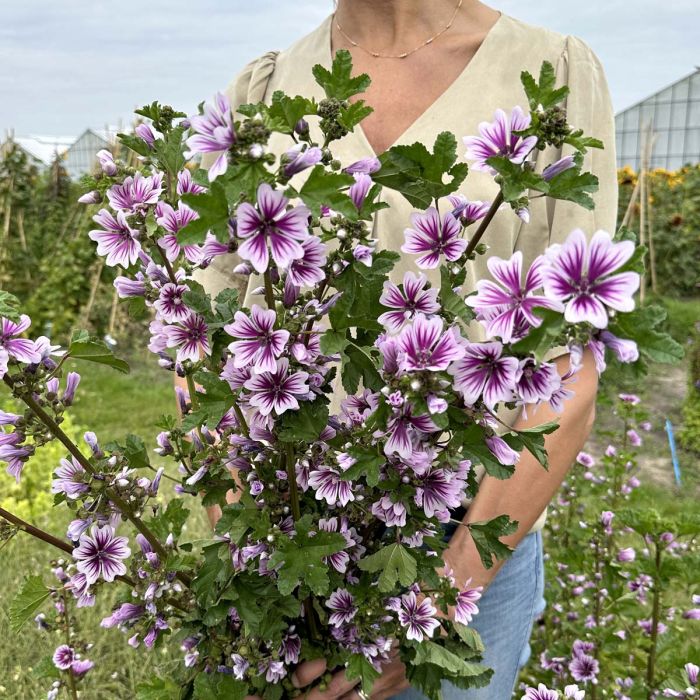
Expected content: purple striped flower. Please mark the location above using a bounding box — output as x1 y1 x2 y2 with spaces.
0 347 7 378
51 456 89 499
107 171 163 213
163 313 210 363
236 183 310 273
467 252 562 343
415 466 467 520
97 149 117 176
186 92 236 181
53 645 75 670
156 201 203 264
1 314 40 364
569 652 600 682
283 143 322 177
485 435 520 466
521 684 559 700
600 330 639 363
177 168 206 196
154 283 191 323
463 106 538 175
343 157 380 174
397 314 465 372
379 272 440 333
515 359 561 405
371 495 408 527
280 630 301 664
401 207 467 269
543 155 576 181
447 194 491 226
349 172 373 210
326 589 358 627
385 404 437 459
89 209 141 267
286 236 327 287
135 123 156 148
449 342 519 408
0 432 32 482
73 525 130 584
100 602 145 629
225 305 290 374
543 229 640 329
243 358 309 416
308 465 354 506
454 581 483 625
397 591 440 642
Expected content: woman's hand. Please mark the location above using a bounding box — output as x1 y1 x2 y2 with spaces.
289 652 410 700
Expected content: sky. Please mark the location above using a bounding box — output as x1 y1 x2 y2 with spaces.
1 0 698 139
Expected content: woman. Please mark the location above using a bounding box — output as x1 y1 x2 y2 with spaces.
191 1 616 697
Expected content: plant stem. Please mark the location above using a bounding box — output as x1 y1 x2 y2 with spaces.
463 191 504 259
59 587 79 700
2 374 191 586
185 373 200 409
232 403 249 438
645 540 662 698
263 271 275 311
284 443 301 521
0 506 136 588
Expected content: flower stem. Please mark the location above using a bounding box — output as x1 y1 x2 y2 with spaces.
0 506 136 588
263 271 275 311
284 443 301 522
463 191 504 259
59 587 79 700
2 374 191 587
232 403 249 438
645 540 662 698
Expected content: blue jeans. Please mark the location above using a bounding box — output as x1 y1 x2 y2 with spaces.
393 530 546 700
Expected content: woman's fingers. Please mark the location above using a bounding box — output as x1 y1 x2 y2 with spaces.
304 668 360 700
291 658 328 688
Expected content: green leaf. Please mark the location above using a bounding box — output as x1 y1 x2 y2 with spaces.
505 420 559 469
215 495 271 543
374 133 469 209
312 49 371 100
440 266 475 326
298 165 355 218
454 624 485 653
118 132 152 158
193 673 248 700
338 100 374 131
545 160 599 209
340 446 386 487
136 676 181 700
147 499 190 541
180 180 230 244
357 542 417 592
609 304 684 366
520 61 569 111
268 514 347 595
345 653 382 694
468 515 518 569
153 125 186 175
486 156 548 203
341 342 383 395
10 575 50 632
277 399 330 442
0 290 21 322
268 92 317 133
123 433 150 469
413 640 490 678
509 308 565 362
319 329 348 355
451 421 515 479
68 330 130 373
32 655 61 680
182 370 236 431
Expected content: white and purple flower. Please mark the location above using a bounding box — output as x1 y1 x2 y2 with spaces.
379 272 441 334
463 106 538 175
236 183 310 273
225 305 290 374
401 207 467 269
396 591 440 642
88 210 141 267
72 525 131 584
243 358 309 416
396 314 466 373
543 229 640 329
186 92 236 180
326 589 358 627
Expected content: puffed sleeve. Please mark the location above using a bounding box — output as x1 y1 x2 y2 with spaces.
518 34 618 267
191 51 279 300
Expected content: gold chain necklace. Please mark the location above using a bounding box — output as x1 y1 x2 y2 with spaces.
333 0 463 59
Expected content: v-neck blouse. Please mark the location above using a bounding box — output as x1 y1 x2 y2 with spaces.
194 11 618 533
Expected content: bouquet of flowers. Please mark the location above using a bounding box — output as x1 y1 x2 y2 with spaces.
0 51 672 699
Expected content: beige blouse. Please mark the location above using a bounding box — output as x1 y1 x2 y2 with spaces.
194 11 618 533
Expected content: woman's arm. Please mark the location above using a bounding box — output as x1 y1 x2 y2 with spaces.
444 347 598 590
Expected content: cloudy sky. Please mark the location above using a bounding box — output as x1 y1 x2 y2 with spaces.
1 0 697 138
